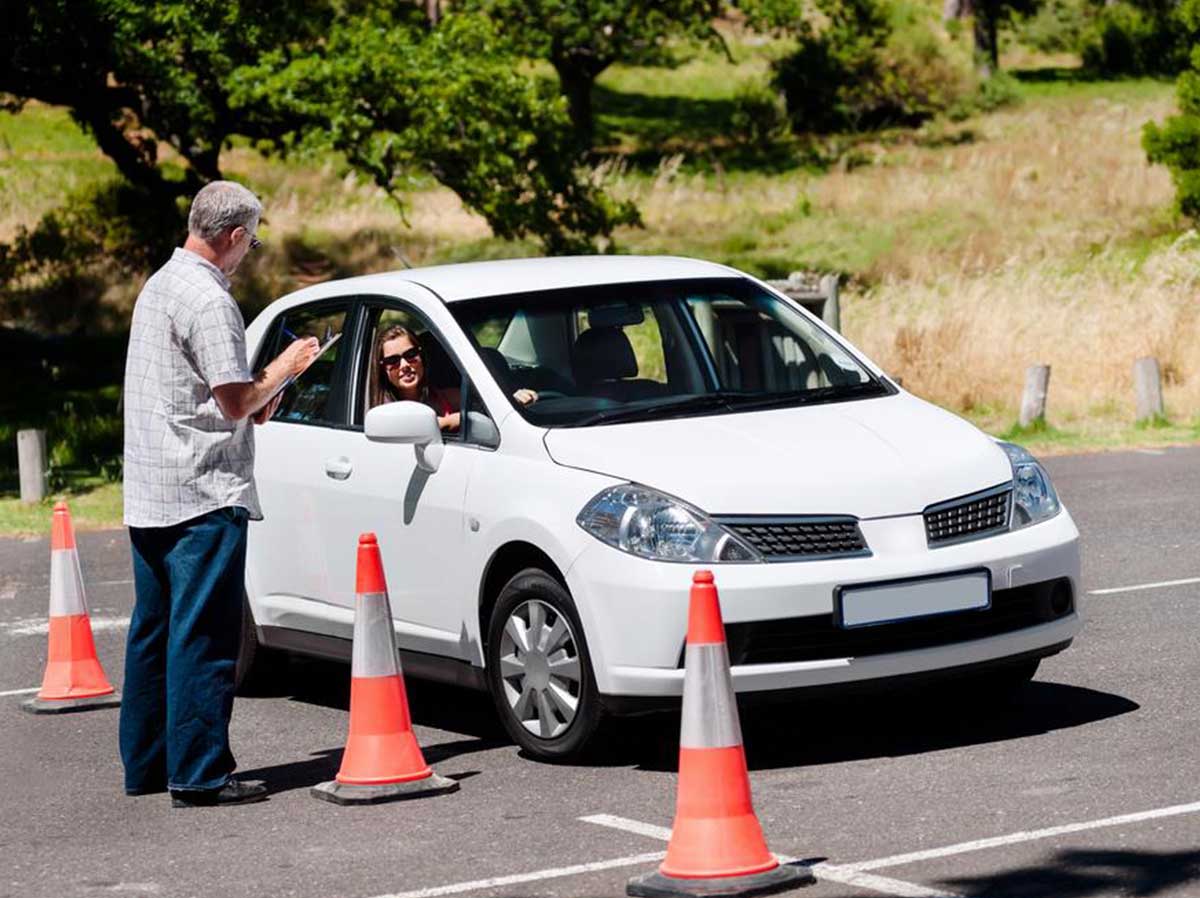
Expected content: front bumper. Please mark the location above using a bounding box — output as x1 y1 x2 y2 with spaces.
564 507 1082 697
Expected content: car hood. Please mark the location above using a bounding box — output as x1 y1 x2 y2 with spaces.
542 393 1012 519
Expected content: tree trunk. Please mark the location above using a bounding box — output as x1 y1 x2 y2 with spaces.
973 0 999 77
425 0 440 25
943 0 972 21
552 59 598 148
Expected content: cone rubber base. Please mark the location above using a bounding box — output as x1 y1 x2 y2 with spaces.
627 864 814 898
21 691 121 715
310 771 459 805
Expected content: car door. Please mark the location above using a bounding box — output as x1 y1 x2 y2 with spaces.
249 297 358 627
316 295 499 662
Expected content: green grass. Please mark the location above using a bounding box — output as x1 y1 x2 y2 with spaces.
0 480 123 536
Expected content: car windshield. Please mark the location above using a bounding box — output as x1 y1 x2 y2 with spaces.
450 277 890 427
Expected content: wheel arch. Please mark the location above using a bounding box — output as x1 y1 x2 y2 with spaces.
478 541 568 655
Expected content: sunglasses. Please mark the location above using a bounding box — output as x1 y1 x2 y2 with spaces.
381 347 422 368
249 235 263 250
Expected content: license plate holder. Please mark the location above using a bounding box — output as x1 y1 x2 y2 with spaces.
835 569 992 629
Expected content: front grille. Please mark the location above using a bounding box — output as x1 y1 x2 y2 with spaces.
717 517 869 561
706 578 1073 667
924 485 1012 547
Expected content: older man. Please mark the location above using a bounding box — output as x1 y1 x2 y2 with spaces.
120 181 319 808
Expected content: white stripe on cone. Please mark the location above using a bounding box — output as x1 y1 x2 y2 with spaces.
351 591 401 679
679 642 743 749
48 548 88 618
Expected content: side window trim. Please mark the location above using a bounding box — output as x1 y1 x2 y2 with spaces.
354 294 500 449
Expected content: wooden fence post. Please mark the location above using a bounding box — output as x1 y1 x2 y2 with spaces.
1019 365 1050 428
819 273 841 333
1133 357 1165 423
17 429 47 504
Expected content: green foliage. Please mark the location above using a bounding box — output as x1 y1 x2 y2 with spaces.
1143 1 1200 221
773 0 978 133
728 84 790 144
1081 0 1193 76
461 0 726 141
233 13 639 254
1012 0 1091 53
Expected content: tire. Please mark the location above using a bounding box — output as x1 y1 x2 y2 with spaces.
484 568 603 761
234 593 288 696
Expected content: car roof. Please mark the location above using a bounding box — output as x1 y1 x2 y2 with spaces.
281 255 744 306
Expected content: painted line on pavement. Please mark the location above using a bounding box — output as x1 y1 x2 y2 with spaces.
851 798 1200 871
1090 576 1200 596
580 814 958 898
366 851 667 898
0 686 40 697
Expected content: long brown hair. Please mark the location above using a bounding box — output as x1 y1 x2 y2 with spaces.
369 324 428 408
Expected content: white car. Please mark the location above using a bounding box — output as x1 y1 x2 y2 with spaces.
238 255 1081 759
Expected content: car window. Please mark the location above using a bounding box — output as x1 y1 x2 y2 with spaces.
268 303 351 426
449 278 887 427
361 304 497 447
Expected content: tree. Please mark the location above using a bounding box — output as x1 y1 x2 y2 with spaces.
0 1 637 254
461 0 724 146
1143 0 1200 219
232 12 640 253
942 0 1038 76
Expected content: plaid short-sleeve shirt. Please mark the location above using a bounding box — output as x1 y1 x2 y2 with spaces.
123 248 263 527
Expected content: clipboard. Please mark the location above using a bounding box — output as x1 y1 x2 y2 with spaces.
267 330 342 404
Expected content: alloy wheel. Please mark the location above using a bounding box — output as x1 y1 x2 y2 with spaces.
497 599 583 739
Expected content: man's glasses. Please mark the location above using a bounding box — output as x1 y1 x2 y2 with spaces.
381 347 422 368
249 235 263 250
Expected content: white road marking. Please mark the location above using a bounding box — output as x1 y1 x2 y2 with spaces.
0 686 40 697
581 814 959 898
0 614 130 636
366 851 667 898
1090 576 1200 596
850 798 1200 871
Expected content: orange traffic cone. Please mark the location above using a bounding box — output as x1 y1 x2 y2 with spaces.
22 501 120 714
628 571 812 898
311 532 459 805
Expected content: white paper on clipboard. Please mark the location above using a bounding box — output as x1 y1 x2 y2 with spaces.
268 331 342 404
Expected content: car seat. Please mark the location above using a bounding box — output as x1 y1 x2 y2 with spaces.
571 327 669 401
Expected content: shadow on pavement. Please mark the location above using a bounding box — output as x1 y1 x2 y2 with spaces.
275 657 1139 774
943 847 1200 897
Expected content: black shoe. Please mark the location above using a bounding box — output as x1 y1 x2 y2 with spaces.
170 779 268 808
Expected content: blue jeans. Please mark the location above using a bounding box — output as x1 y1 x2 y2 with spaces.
120 507 248 794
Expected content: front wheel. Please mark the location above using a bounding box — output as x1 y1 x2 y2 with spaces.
234 594 288 695
485 568 603 760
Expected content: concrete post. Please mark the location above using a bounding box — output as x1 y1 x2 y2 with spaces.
17 429 47 504
1019 365 1050 428
1133 357 1165 423
820 273 841 333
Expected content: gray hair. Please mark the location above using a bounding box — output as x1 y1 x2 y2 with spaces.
187 180 263 242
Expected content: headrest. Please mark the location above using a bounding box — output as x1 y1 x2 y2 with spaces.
419 334 459 390
477 347 511 386
573 327 638 384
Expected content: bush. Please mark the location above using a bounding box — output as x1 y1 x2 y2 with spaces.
728 83 789 145
1081 1 1191 76
1013 0 1091 53
772 0 978 134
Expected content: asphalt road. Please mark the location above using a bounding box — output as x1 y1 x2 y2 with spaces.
2 445 1198 898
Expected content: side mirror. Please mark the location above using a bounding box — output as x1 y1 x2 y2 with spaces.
365 401 444 473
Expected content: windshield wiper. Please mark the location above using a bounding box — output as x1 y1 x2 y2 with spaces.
722 381 889 412
570 392 751 427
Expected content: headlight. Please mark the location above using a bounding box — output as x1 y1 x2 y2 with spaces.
576 485 761 563
998 442 1061 529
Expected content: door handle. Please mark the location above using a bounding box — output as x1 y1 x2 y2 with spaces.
324 456 353 480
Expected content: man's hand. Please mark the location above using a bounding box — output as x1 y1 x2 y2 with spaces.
281 336 321 377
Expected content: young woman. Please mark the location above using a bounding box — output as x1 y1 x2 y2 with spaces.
371 324 536 432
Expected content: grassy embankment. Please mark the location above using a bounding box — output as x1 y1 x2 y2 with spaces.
2 37 1198 532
